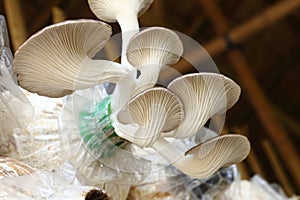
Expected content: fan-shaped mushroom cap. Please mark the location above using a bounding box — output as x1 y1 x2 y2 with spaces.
14 19 126 98
88 0 154 66
114 87 183 147
166 73 241 138
183 134 250 178
126 27 183 95
88 0 153 23
151 134 249 179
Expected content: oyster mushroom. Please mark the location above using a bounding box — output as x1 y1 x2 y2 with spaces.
88 0 154 64
111 27 183 112
111 75 248 178
165 73 241 138
127 27 183 95
14 19 127 98
151 134 250 179
113 87 183 147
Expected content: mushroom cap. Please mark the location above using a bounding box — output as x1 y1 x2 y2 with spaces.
184 134 250 178
88 0 153 23
166 73 241 138
13 19 112 97
126 27 183 68
116 87 183 147
127 27 183 95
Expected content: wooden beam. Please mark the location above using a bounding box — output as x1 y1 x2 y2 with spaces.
29 0 64 34
262 140 296 196
172 0 300 74
198 0 300 192
273 105 300 138
52 4 66 23
237 162 250 180
232 126 267 179
3 0 27 51
28 9 52 34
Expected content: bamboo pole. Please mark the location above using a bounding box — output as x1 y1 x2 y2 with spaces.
198 0 300 192
52 0 66 24
261 139 296 196
28 9 52 34
29 0 64 34
237 162 250 180
232 126 267 179
173 0 300 74
273 105 300 138
52 6 66 24
3 0 27 51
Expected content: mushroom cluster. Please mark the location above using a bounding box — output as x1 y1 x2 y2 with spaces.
13 0 250 181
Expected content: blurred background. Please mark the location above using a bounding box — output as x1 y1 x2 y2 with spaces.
0 0 299 196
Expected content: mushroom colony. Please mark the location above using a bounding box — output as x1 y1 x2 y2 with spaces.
12 0 250 181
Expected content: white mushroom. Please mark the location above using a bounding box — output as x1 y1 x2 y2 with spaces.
113 87 183 147
110 69 137 112
111 27 183 113
126 27 183 96
165 73 241 138
152 134 250 179
14 19 127 98
88 0 153 65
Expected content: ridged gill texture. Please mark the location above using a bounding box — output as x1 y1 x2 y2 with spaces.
127 27 183 95
117 87 183 147
167 73 241 138
182 134 250 178
13 20 118 97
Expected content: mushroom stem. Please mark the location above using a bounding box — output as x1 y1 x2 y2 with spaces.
152 137 184 159
73 58 127 89
111 68 137 112
116 10 139 66
132 64 161 97
151 138 203 177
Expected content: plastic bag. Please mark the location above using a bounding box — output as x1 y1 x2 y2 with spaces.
127 128 236 200
214 175 299 200
0 164 111 200
161 165 238 200
59 85 151 185
0 15 34 156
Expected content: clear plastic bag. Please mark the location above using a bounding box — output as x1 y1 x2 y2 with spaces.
161 165 238 200
8 91 64 170
213 175 299 200
127 163 238 200
0 166 111 200
0 15 34 156
59 85 151 186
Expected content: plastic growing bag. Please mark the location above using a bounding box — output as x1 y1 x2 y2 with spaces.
0 163 112 200
59 85 151 186
0 16 34 156
10 92 64 170
214 175 299 200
